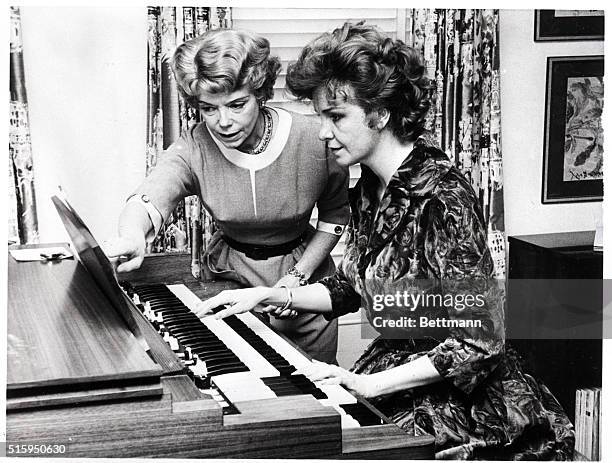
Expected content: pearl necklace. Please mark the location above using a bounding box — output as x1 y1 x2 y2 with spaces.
248 108 272 155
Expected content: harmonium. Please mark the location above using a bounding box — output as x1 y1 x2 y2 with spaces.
7 236 434 459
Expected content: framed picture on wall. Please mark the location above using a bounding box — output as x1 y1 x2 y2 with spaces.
542 56 603 204
534 10 604 41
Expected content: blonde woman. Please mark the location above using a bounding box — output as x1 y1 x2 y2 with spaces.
106 29 349 363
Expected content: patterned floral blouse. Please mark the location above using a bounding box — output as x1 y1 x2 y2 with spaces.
319 138 574 460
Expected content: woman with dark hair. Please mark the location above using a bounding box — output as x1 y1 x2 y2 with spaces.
106 28 350 364
197 23 574 460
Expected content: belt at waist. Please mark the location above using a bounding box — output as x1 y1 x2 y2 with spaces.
221 232 307 260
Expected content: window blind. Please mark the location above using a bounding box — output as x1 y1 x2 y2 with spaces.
233 8 408 107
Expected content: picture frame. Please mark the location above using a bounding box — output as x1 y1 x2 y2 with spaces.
542 56 604 204
534 10 604 41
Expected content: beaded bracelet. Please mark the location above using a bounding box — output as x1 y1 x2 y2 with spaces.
286 266 308 286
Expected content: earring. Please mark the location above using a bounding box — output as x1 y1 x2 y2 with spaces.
259 99 266 109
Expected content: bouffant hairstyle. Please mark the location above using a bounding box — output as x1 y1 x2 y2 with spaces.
172 29 281 108
286 22 431 142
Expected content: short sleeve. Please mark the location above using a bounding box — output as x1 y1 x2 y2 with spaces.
421 190 505 395
132 133 198 223
316 154 350 227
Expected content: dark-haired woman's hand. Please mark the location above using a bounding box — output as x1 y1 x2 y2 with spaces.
262 275 302 319
299 360 378 398
194 287 271 319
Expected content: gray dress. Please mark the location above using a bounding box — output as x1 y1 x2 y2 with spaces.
135 108 350 362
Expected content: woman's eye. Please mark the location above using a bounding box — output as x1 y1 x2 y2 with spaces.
330 114 342 122
200 106 215 115
230 103 245 111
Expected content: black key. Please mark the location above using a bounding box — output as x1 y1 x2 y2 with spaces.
161 312 199 320
190 345 233 356
148 302 188 310
175 332 223 343
340 403 384 427
207 364 249 376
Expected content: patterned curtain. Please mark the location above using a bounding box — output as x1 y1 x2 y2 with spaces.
407 9 505 278
9 6 39 245
146 7 231 278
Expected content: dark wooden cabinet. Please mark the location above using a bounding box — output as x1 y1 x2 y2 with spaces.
508 231 602 423
509 231 603 279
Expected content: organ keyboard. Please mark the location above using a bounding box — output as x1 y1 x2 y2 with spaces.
6 247 435 459
129 282 377 429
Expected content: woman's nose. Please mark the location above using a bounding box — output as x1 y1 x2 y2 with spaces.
218 108 232 128
318 120 332 141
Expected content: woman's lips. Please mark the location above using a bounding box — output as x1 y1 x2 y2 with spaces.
218 131 241 140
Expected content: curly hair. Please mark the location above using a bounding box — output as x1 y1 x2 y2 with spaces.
286 22 431 142
172 29 281 108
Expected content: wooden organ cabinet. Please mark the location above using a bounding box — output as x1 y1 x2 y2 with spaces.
6 246 435 459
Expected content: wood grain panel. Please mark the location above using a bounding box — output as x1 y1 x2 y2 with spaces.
6 382 163 411
342 424 435 458
159 375 221 414
7 254 161 391
225 394 338 425
160 375 207 402
7 393 340 458
119 253 196 285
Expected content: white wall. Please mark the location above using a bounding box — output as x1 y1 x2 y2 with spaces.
20 7 147 243
499 9 604 237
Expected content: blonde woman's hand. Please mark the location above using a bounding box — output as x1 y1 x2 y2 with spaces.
262 304 299 319
102 233 146 273
194 287 270 319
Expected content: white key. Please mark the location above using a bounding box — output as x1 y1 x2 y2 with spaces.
190 357 208 377
162 331 180 351
318 385 357 405
213 371 277 403
167 285 279 377
331 404 361 429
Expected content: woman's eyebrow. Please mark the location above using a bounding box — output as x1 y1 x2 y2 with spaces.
226 96 249 105
198 96 249 106
322 106 343 115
